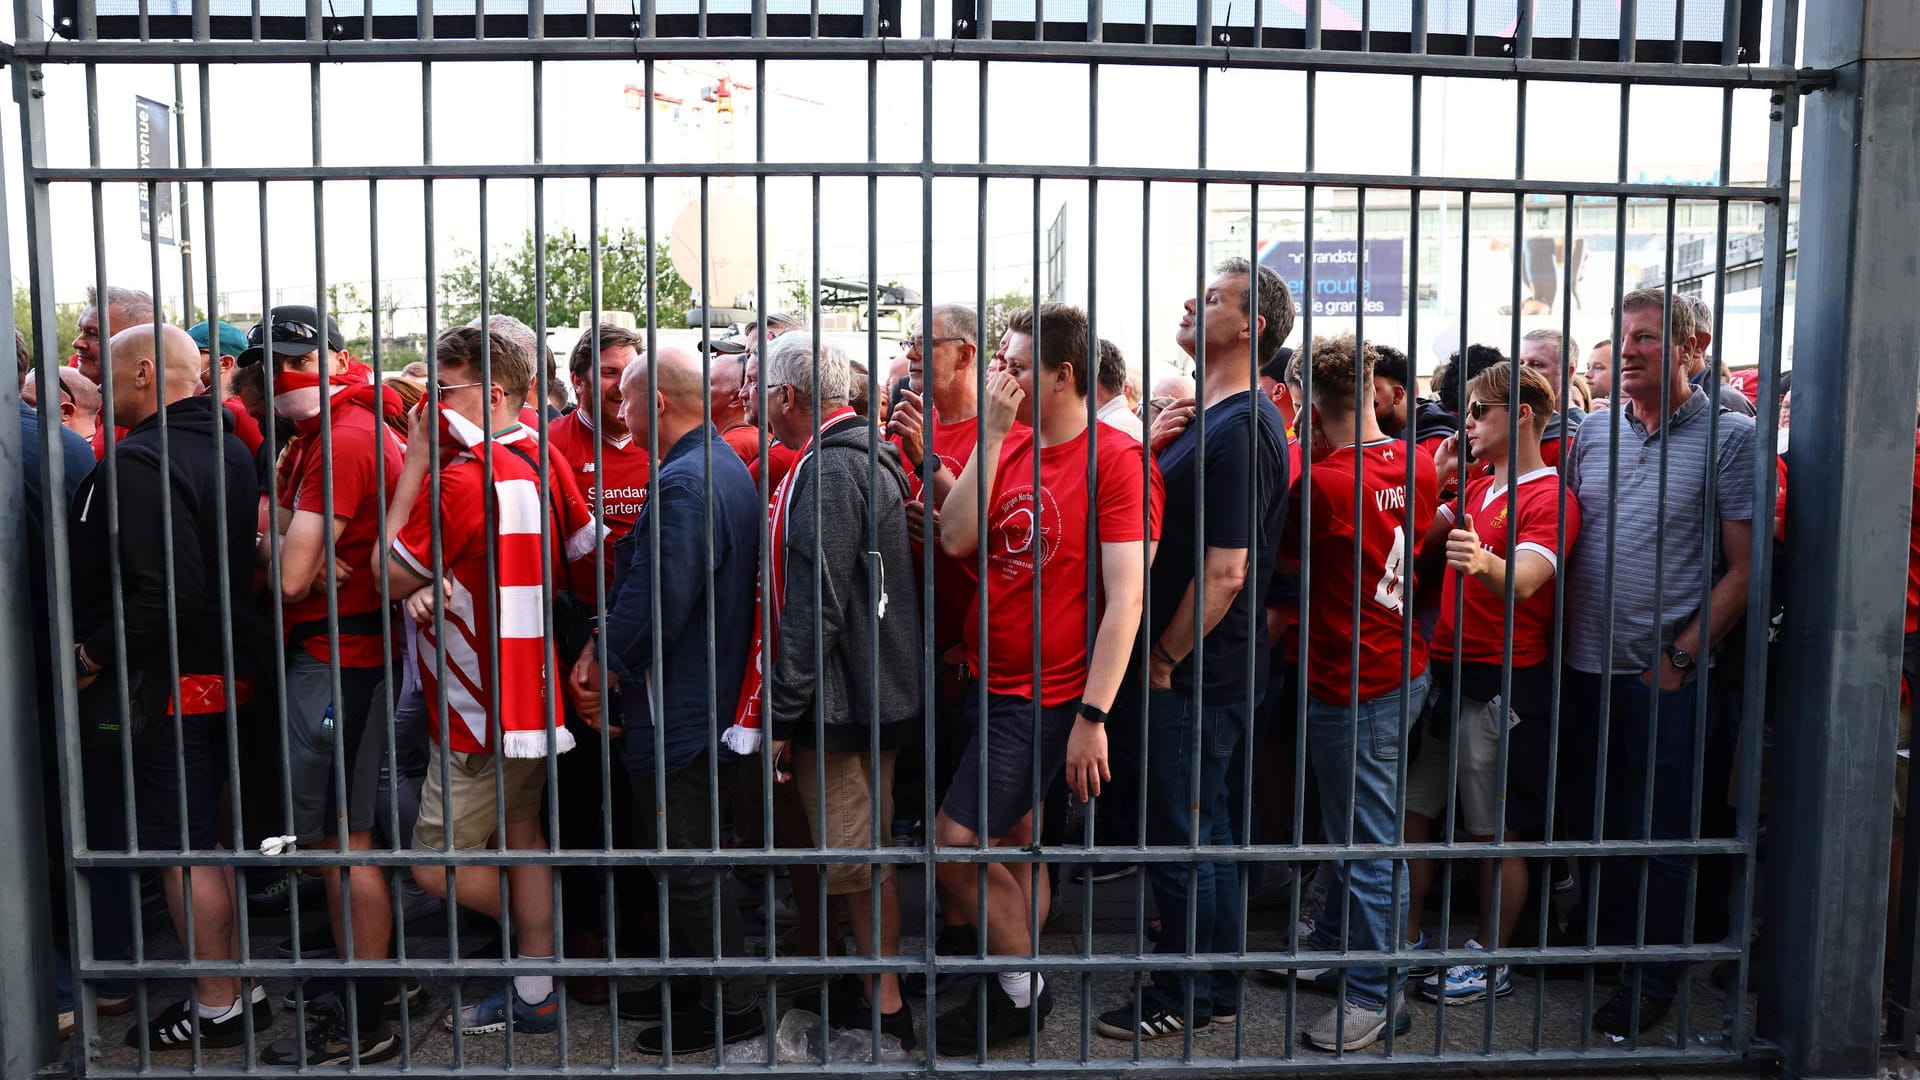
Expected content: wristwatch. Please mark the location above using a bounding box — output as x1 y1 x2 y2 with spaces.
73 644 99 679
1664 645 1695 671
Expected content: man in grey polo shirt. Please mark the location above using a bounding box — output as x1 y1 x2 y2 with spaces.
1559 287 1755 1040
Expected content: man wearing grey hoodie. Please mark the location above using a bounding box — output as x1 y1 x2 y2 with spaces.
762 332 924 1049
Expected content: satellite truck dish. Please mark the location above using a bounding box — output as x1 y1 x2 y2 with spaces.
670 194 759 328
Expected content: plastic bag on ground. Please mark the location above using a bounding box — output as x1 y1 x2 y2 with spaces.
723 1008 823 1064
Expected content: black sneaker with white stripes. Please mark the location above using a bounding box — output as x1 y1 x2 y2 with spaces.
1095 1001 1210 1041
125 987 274 1050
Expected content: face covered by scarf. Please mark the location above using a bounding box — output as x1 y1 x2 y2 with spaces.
272 356 406 437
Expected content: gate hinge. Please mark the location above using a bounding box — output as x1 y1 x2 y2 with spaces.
1796 66 1838 94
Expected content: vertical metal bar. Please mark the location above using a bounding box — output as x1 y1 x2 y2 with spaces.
1730 0 1798 1057
1760 4 1919 1076
0 130 58 1079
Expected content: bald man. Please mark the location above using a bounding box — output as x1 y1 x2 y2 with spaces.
67 322 268 1050
22 366 102 442
569 344 769 1053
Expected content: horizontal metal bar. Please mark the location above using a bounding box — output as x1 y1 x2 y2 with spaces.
68 836 1751 868
13 35 1813 89
26 161 1784 201
20 1046 1772 1078
77 942 1743 979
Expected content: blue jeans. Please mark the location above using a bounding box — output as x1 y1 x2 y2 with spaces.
1142 690 1250 1021
1598 674 1707 1000
1305 672 1430 1009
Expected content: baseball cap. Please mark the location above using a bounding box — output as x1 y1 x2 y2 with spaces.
698 334 750 356
187 319 250 360
236 304 346 367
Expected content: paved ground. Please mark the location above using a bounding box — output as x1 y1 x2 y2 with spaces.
73 863 1791 1075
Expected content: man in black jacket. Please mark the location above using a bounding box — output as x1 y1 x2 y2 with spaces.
68 323 267 1051
762 332 923 1049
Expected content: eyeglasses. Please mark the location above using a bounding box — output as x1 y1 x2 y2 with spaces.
1466 399 1509 420
435 381 483 395
896 335 966 352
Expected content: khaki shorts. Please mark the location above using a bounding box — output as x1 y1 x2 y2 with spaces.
791 746 895 896
1405 698 1519 838
413 741 549 851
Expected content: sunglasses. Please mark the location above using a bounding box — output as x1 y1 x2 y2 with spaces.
1466 399 1509 420
435 381 483 394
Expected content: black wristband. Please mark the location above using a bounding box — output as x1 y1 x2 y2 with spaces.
1079 704 1108 725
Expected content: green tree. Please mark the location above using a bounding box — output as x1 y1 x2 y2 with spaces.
12 283 85 367
983 281 1040 345
440 226 693 332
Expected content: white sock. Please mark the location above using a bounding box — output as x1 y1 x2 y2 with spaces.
195 995 243 1021
514 957 554 1005
997 971 1042 1009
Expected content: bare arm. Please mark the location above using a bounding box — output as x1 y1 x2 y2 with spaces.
1064 537 1155 801
1149 545 1250 685
279 510 352 604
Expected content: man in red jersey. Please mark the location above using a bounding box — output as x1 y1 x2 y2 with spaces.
736 347 801 490
1404 361 1580 1007
885 304 991 984
549 324 651 601
384 326 597 1037
932 303 1161 1054
241 304 411 1065
1288 333 1437 1052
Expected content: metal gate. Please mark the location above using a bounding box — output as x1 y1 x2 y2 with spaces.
1 0 1915 1076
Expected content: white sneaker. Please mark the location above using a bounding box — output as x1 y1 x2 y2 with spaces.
1304 993 1412 1051
1419 940 1513 1005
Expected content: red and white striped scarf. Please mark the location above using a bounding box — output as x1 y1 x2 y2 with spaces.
725 407 858 755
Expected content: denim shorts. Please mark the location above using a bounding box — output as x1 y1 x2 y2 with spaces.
941 690 1079 841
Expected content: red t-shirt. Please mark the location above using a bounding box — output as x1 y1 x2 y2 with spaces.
748 439 801 493
964 423 1163 707
89 424 131 461
899 412 988 650
545 409 650 600
1274 434 1306 663
720 424 763 470
279 403 406 667
1431 468 1580 668
1294 439 1438 706
222 397 265 456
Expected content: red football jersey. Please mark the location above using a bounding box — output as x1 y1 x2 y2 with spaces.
1273 434 1306 664
1297 439 1438 706
1431 468 1580 668
720 424 763 471
749 439 801 494
899 412 988 649
966 423 1163 707
279 403 405 668
545 409 650 600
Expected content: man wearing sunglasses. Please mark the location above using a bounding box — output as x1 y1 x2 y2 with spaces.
241 303 409 1066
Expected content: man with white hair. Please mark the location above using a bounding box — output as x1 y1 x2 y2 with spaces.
757 333 924 1048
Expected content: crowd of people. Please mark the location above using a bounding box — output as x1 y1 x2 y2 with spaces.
18 260 1895 1069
